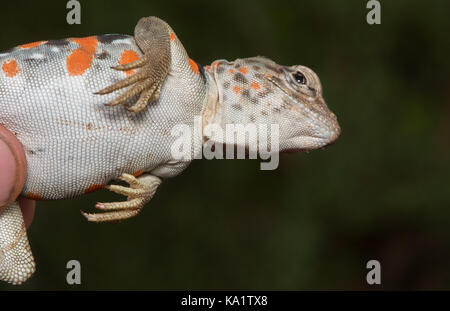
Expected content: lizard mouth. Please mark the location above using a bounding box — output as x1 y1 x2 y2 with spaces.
283 136 333 153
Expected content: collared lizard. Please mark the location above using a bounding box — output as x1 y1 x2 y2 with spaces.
0 16 341 284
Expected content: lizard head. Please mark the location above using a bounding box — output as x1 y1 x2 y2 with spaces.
203 56 341 153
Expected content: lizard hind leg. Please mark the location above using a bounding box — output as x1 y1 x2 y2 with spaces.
95 16 171 113
81 173 161 223
0 201 36 285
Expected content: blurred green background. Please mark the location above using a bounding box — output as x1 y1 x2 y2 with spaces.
1 0 449 290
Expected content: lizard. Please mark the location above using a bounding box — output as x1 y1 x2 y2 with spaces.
0 16 341 285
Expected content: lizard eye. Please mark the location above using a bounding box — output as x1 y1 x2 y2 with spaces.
293 71 307 85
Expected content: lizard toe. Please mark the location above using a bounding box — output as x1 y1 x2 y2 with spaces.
81 173 161 223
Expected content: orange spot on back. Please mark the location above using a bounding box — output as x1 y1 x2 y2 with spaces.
250 81 261 90
25 192 43 200
66 36 99 76
71 36 98 54
133 170 145 177
228 69 235 74
84 184 104 194
170 32 176 41
189 58 199 74
233 86 242 94
2 59 20 77
66 49 93 76
238 67 248 74
118 49 140 76
19 41 46 49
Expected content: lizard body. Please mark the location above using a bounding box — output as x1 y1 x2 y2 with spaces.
0 17 340 284
0 30 203 200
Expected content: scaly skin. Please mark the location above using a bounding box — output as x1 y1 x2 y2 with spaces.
0 16 340 284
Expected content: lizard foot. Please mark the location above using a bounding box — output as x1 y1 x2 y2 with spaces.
95 17 171 113
81 173 161 223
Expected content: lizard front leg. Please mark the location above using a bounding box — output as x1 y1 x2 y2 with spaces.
95 16 171 112
0 202 35 285
81 173 161 223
